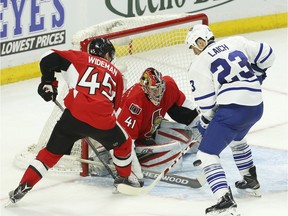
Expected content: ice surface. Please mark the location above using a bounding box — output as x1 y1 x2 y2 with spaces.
1 28 287 216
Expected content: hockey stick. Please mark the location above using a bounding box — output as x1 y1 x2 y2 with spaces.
117 141 205 195
77 158 203 188
54 100 116 179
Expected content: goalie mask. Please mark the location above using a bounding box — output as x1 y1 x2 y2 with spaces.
88 38 115 62
140 67 166 106
185 24 214 51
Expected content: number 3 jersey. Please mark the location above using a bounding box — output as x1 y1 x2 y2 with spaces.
117 76 187 141
49 49 124 130
187 36 275 121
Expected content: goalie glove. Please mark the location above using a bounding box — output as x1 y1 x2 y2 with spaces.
251 63 267 85
37 77 58 102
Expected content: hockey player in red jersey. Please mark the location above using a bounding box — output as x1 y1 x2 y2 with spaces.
117 67 201 173
8 38 142 205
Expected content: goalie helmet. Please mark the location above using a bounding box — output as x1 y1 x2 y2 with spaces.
140 67 166 106
88 38 115 62
185 24 214 50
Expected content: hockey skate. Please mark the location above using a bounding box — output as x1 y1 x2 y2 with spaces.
6 182 32 206
206 188 240 216
235 166 261 197
114 174 144 188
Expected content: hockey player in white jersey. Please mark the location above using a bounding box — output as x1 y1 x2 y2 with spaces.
185 24 275 215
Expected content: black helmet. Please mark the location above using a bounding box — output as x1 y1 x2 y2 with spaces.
88 38 115 62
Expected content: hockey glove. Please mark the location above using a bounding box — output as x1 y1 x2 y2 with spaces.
38 78 58 102
197 115 210 136
251 63 267 85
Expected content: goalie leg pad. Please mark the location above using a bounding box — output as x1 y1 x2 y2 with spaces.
131 148 143 179
155 120 200 153
136 141 183 173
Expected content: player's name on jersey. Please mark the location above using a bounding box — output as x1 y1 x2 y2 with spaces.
88 56 119 75
208 44 229 57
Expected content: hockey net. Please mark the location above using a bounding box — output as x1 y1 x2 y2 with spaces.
14 13 208 176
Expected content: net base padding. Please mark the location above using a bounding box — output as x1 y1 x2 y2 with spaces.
14 144 83 175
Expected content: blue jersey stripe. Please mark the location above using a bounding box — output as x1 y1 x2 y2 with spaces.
195 91 215 101
218 87 261 96
260 46 273 63
254 43 264 63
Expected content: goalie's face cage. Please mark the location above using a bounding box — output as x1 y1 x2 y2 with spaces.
140 67 166 106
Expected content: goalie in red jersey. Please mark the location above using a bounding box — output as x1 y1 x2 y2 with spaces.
117 67 201 175
91 67 201 179
7 38 142 205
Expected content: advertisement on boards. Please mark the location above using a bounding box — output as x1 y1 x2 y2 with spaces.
0 0 286 73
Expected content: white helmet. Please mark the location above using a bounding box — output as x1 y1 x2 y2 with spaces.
185 24 214 50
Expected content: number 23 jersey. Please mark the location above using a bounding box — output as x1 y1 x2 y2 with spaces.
188 36 275 121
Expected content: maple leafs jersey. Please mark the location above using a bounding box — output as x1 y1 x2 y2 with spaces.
117 76 187 140
42 49 124 130
188 36 275 121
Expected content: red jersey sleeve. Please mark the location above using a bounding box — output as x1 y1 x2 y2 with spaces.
163 76 186 106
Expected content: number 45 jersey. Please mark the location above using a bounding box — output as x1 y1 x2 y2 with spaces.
52 49 124 130
187 36 275 121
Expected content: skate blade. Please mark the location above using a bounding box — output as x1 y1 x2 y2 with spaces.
206 207 240 216
4 199 15 208
112 187 120 194
237 188 261 198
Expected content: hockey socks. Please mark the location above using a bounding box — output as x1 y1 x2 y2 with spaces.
20 148 62 186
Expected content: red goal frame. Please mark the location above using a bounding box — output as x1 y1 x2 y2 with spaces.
79 13 209 177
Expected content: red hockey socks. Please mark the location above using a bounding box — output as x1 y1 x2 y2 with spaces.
20 148 63 186
112 137 132 177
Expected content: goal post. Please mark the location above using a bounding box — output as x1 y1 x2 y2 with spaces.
79 13 208 52
14 13 209 176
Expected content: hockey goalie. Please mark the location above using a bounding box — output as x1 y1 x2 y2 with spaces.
88 67 201 178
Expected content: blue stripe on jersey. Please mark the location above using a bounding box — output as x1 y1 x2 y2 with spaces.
260 46 273 63
195 91 215 101
199 103 216 110
218 86 261 96
254 43 264 63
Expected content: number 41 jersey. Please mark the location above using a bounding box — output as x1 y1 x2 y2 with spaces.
53 49 124 130
188 36 275 121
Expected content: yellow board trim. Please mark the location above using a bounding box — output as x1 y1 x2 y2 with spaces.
1 12 287 85
210 12 287 38
0 62 40 85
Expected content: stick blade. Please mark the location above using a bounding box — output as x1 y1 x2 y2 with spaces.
116 183 149 195
117 173 163 195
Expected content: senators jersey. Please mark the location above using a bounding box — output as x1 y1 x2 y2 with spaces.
41 49 124 130
117 76 186 140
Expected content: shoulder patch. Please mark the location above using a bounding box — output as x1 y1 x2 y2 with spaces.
129 103 142 115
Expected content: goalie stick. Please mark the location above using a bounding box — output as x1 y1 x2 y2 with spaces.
77 158 204 188
117 141 205 195
54 100 116 179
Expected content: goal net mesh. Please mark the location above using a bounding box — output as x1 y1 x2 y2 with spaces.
14 13 208 175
